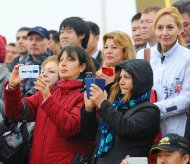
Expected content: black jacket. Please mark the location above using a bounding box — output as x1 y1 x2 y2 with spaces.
95 50 103 67
91 57 101 71
184 109 190 145
92 101 160 164
81 59 160 164
80 101 160 164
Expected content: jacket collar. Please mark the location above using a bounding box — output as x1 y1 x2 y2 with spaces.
155 40 179 57
56 80 83 91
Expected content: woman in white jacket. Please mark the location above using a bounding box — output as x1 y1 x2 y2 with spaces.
137 7 190 136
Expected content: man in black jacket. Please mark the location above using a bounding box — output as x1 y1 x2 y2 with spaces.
87 21 103 67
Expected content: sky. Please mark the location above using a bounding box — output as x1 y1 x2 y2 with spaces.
0 0 136 44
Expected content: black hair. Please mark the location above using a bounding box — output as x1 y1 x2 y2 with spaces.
57 45 96 79
178 148 189 157
131 12 142 23
178 148 190 164
172 1 190 17
49 30 60 43
87 21 100 36
8 43 16 47
59 17 90 49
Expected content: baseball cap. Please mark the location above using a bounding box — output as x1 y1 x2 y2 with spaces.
150 133 190 155
27 26 50 39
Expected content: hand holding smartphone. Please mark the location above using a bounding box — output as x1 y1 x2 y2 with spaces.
102 66 114 76
85 78 105 99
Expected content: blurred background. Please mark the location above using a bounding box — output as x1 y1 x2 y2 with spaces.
1 0 177 43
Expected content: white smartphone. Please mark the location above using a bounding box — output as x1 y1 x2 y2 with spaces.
127 157 148 164
19 65 39 79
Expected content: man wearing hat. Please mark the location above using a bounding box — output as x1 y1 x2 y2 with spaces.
150 133 190 164
19 26 53 96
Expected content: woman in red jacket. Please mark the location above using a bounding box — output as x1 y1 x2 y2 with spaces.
4 45 95 164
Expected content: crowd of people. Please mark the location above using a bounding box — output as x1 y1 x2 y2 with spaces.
1 1 190 164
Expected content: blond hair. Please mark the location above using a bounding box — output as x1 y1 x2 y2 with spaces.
153 7 186 46
41 55 59 70
102 31 136 67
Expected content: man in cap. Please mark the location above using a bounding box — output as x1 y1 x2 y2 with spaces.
150 133 190 164
20 26 52 96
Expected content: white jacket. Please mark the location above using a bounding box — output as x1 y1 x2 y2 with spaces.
137 41 190 136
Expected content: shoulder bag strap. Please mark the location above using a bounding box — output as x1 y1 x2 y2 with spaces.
21 101 29 121
144 48 158 103
21 101 29 143
144 48 150 63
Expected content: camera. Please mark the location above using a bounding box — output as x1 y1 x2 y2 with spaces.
19 65 39 79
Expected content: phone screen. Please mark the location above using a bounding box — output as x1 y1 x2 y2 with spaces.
19 65 39 78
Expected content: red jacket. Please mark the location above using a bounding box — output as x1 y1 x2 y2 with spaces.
4 80 90 164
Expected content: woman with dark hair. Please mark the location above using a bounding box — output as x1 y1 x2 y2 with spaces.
4 45 96 164
83 59 160 164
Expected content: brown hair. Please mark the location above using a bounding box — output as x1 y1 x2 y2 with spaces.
153 7 186 46
142 6 162 14
108 69 132 103
58 45 96 79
